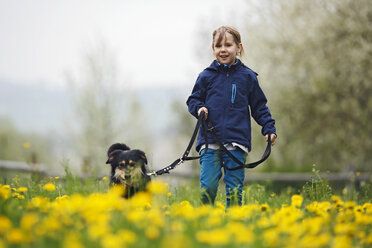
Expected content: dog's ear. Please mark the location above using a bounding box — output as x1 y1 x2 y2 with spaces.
106 155 115 164
132 149 148 164
107 143 130 156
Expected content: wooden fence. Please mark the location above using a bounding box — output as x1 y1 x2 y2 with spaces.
1 160 371 184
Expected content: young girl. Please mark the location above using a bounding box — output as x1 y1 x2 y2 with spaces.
186 26 277 207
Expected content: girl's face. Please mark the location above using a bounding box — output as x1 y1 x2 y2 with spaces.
212 32 242 66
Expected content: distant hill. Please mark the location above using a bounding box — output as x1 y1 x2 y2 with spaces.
0 80 191 135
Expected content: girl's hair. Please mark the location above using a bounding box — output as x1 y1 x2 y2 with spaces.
212 26 245 59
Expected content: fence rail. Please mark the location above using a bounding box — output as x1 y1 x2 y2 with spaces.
0 160 48 176
1 160 371 184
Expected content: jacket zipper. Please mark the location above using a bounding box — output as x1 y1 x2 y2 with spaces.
222 72 229 141
231 83 236 107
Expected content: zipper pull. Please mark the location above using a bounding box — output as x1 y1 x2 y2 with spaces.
231 84 236 105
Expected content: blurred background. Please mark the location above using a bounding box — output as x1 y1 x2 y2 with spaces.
0 0 371 183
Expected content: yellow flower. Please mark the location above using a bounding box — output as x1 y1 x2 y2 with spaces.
0 216 12 234
88 223 111 240
291 194 303 207
6 228 24 244
21 213 39 230
161 234 191 248
226 222 254 244
63 233 84 248
145 225 160 240
260 203 270 212
0 186 11 200
102 176 108 181
363 202 372 214
55 176 60 180
332 235 352 248
196 228 230 245
43 183 56 192
101 234 124 248
117 229 137 244
43 216 61 231
147 180 168 195
17 187 28 193
23 142 31 149
344 201 356 210
167 192 172 197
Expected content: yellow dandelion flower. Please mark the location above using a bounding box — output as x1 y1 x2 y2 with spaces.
169 221 185 232
344 201 356 210
363 202 372 214
43 183 56 192
23 142 31 149
147 180 168 195
161 234 191 248
21 213 39 230
145 225 160 240
257 217 271 228
101 234 124 248
196 228 230 245
6 228 24 244
332 235 352 248
331 195 341 203
0 216 12 234
63 232 84 248
260 203 270 212
102 176 108 181
0 186 11 200
17 187 28 193
291 194 303 208
88 223 111 240
54 176 60 180
167 192 172 197
117 229 137 244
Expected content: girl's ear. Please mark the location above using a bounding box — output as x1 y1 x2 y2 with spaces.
237 43 242 54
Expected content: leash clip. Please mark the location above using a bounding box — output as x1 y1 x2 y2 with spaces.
146 171 157 177
177 158 184 165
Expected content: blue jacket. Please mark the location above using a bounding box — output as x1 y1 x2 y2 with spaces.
186 59 276 152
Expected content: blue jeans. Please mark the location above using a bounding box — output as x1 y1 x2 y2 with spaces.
199 148 246 207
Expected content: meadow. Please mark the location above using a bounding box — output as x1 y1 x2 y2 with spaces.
0 168 371 248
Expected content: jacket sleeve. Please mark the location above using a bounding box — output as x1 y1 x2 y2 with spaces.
186 74 207 118
248 75 277 136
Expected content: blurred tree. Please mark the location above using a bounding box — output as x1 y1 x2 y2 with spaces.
0 117 50 164
243 0 372 171
66 41 139 175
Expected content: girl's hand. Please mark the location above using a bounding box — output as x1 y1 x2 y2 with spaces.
265 134 277 146
198 107 208 119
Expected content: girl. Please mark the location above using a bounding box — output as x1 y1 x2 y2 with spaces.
186 26 277 206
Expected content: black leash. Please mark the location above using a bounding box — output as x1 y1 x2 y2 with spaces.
148 113 272 176
147 112 209 176
207 121 272 171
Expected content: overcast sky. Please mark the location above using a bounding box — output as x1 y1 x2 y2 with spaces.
0 0 248 90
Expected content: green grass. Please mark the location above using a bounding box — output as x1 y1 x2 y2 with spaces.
1 166 371 248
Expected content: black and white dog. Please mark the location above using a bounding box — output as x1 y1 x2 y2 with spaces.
106 143 151 198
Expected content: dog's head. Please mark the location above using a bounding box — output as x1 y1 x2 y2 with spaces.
106 146 149 187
